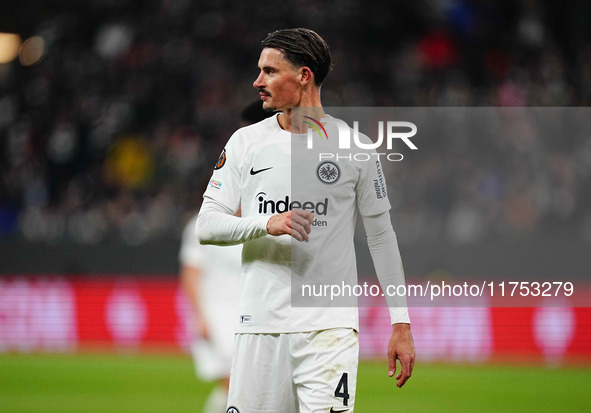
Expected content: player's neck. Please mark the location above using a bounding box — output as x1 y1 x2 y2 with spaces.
278 108 325 133
277 92 324 133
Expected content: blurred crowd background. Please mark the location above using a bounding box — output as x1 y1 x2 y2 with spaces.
1 0 590 274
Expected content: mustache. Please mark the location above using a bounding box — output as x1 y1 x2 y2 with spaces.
259 88 271 96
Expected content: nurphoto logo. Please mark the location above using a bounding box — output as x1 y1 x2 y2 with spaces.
305 117 418 162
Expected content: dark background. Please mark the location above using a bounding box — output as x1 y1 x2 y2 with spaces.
1 0 590 278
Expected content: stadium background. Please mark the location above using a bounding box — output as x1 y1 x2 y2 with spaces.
1 1 590 412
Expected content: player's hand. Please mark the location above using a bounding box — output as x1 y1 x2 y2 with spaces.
197 319 211 341
266 209 314 242
387 323 415 388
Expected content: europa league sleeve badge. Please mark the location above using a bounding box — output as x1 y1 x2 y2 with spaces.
214 148 227 170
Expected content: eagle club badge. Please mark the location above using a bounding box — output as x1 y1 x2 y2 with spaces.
214 148 227 170
316 161 341 184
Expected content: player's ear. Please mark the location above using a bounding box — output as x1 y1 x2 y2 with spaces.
300 67 313 86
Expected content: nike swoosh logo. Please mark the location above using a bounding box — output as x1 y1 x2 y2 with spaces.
330 408 349 413
250 166 273 175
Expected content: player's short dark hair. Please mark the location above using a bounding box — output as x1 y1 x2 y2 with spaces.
261 28 332 86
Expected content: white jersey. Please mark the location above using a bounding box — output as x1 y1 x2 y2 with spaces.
203 113 391 334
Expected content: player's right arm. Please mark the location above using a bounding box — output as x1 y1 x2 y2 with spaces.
197 132 267 245
197 130 313 245
198 198 314 244
197 198 269 245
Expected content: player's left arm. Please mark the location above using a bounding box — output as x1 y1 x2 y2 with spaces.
361 212 416 388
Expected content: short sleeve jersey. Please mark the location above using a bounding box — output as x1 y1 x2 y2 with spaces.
203 113 391 334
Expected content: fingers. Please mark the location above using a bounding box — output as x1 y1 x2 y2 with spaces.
387 324 416 389
387 349 396 378
290 210 313 242
388 355 412 387
396 355 413 388
267 210 314 242
394 347 415 388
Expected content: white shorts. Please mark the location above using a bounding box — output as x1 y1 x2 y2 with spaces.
227 328 358 413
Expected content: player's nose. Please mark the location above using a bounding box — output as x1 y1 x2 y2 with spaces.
253 73 264 89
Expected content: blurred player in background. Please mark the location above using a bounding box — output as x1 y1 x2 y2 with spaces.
197 28 415 412
179 100 273 413
179 213 240 412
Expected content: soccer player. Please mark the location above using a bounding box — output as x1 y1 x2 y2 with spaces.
180 102 274 413
197 28 415 412
179 213 242 412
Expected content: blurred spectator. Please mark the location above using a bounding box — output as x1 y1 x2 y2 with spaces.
0 0 590 247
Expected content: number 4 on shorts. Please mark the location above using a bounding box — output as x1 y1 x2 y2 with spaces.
334 372 349 406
